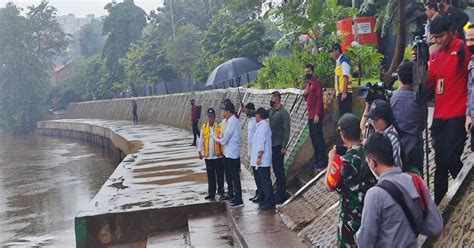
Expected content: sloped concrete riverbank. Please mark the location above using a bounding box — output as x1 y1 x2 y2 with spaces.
37 119 307 247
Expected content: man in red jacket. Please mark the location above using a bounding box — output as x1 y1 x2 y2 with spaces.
303 64 327 169
425 15 470 204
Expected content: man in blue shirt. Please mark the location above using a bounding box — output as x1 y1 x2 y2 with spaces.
212 102 244 208
251 107 275 210
390 61 426 175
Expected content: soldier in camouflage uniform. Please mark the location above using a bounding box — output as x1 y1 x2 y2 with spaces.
328 114 376 247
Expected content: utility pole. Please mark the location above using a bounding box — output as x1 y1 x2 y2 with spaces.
170 0 176 41
352 0 359 43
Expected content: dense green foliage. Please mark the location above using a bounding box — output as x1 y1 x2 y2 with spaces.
0 2 67 132
345 44 384 85
79 19 106 57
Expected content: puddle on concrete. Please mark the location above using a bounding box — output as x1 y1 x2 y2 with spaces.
133 169 194 179
136 173 207 185
121 201 153 210
133 163 192 173
137 156 196 164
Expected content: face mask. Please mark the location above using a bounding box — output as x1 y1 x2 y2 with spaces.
468 45 474 54
270 100 275 108
305 73 313 80
368 159 379 180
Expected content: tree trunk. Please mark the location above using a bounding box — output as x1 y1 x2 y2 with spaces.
384 0 406 87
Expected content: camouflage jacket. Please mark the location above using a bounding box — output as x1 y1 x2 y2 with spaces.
336 144 376 223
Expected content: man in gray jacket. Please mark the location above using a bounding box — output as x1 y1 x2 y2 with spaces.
356 133 443 247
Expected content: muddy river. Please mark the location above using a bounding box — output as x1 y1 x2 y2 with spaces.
0 131 118 247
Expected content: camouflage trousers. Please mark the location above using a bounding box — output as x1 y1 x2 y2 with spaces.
337 218 360 248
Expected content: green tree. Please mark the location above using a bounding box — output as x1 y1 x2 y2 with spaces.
165 24 203 87
102 0 147 94
202 12 274 74
79 19 106 57
27 1 69 63
0 3 50 132
124 34 177 93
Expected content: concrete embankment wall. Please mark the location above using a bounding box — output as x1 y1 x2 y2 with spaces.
63 88 364 180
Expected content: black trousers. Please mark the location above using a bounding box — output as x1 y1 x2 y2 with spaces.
432 117 466 204
272 145 287 203
337 93 352 117
224 157 242 201
132 111 138 124
308 119 326 168
252 166 262 198
257 166 275 207
192 122 200 144
205 158 224 196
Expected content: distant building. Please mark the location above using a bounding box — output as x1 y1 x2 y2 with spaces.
56 14 97 35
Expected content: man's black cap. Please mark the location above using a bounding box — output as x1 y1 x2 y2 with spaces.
223 102 235 113
332 43 342 53
190 99 195 103
367 99 393 121
256 107 268 119
207 108 216 116
338 113 360 133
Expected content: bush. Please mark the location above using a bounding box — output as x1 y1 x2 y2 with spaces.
256 45 334 89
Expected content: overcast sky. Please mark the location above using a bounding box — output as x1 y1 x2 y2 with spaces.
0 0 164 17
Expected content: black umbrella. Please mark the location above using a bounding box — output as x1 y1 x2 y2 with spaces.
205 57 264 88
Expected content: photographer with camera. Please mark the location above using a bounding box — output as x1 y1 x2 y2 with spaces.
390 61 426 175
414 14 470 204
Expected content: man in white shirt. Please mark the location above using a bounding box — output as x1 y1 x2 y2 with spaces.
198 108 224 200
212 102 244 208
244 103 262 202
251 107 275 210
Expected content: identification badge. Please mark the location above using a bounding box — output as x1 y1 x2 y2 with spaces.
437 78 445 94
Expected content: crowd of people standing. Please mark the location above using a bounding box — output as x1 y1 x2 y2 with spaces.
184 2 471 246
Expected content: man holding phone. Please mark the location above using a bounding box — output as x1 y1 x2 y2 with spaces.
327 114 376 247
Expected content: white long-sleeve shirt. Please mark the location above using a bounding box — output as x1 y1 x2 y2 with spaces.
212 114 241 159
250 120 272 167
247 117 257 161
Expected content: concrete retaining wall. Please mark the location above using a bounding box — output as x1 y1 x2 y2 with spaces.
63 88 354 180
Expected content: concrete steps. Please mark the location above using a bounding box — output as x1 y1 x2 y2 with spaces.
188 213 234 247
146 212 236 248
146 228 190 247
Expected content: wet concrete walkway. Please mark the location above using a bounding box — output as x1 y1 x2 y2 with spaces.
37 119 306 247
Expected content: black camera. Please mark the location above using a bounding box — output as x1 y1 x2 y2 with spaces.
359 81 393 104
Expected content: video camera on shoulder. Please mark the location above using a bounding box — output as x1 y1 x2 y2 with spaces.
359 81 394 104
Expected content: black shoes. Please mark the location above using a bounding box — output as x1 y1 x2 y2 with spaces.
204 195 215 200
190 143 197 146
218 195 230 201
230 199 244 208
249 195 258 201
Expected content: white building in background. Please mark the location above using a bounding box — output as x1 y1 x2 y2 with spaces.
56 14 96 35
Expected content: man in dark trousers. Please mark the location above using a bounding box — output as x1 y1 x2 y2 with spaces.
132 99 138 124
198 108 225 200
269 91 290 204
332 43 353 116
419 15 470 204
303 64 326 170
212 102 244 208
190 99 200 146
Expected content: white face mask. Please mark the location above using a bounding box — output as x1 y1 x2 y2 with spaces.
368 159 380 180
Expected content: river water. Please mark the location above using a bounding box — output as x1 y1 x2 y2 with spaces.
0 131 118 247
